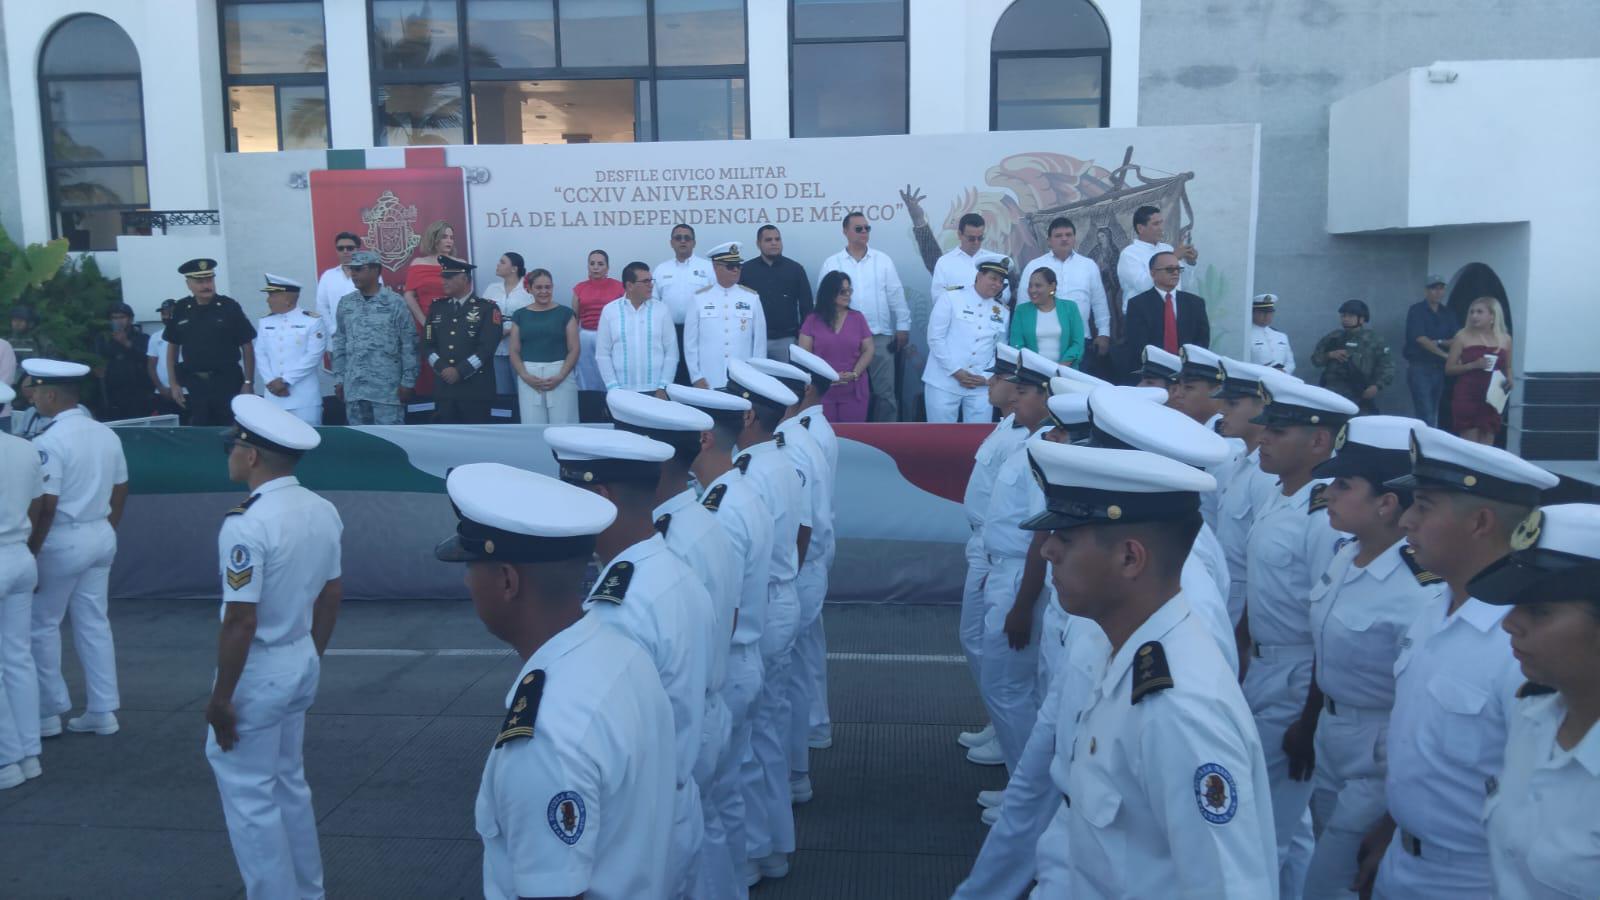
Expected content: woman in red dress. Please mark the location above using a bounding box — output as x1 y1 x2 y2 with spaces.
402 220 455 398
1445 295 1513 444
571 249 623 392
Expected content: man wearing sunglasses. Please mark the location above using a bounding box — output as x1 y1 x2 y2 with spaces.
1122 251 1210 383
819 212 909 421
315 232 363 335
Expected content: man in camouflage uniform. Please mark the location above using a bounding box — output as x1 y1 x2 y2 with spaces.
1311 298 1393 413
420 255 501 424
332 250 418 425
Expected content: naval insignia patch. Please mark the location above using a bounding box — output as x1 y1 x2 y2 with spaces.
775 431 786 448
654 513 672 536
799 416 812 429
734 454 751 474
1400 545 1442 585
548 791 586 844
496 669 544 747
1308 483 1329 514
702 483 728 512
591 561 634 604
225 544 253 590
1194 763 1238 824
1130 641 1174 704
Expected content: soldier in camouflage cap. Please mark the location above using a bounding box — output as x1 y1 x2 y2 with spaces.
331 250 418 425
1311 299 1394 413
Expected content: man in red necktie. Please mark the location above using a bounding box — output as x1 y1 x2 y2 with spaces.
1119 251 1210 383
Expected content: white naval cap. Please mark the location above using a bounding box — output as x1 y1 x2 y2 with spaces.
261 273 303 293
435 463 616 563
1050 366 1111 396
1047 392 1090 426
987 343 1021 376
1021 442 1216 532
20 358 91 383
230 394 321 455
788 344 840 382
0 381 13 405
606 389 713 436
1252 369 1358 427
746 357 809 391
1087 386 1231 469
1010 348 1057 388
974 250 1011 277
1311 414 1423 485
666 383 752 419
1212 357 1280 400
545 425 673 486
1386 425 1558 507
707 241 743 264
1179 344 1225 384
1134 346 1181 383
725 359 797 410
1471 503 1600 606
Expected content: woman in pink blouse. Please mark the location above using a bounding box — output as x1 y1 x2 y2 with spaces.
799 271 874 422
571 249 622 392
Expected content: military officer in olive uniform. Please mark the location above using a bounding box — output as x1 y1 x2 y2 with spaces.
1311 299 1394 414
421 256 501 424
165 258 258 426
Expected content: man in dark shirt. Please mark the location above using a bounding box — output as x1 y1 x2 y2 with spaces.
739 225 813 359
94 302 151 421
1402 274 1458 427
164 258 258 426
421 255 501 424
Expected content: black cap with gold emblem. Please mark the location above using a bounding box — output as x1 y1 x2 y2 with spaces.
1250 370 1358 429
179 258 218 279
435 463 616 563
1383 425 1558 507
1178 344 1225 384
544 425 674 487
1470 504 1600 606
1311 415 1421 486
1019 441 1216 532
1211 357 1274 400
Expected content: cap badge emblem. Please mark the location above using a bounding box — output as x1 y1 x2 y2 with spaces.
1510 509 1543 551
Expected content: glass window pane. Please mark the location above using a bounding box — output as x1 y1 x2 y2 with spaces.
655 0 745 67
471 80 637 144
224 2 326 75
373 0 462 71
45 79 145 162
792 0 902 40
559 0 647 68
656 78 746 141
466 0 555 70
41 15 139 75
229 85 280 152
994 56 1103 131
55 208 148 252
378 83 465 145
791 42 905 137
992 0 1109 53
279 85 330 150
50 165 150 208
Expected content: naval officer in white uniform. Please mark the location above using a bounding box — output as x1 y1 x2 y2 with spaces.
0 380 42 788
253 274 327 425
684 242 767 390
923 253 1012 423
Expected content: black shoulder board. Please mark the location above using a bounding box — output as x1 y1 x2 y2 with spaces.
1308 483 1329 514
702 483 727 512
775 431 786 448
495 669 545 748
1516 681 1557 699
1400 545 1443 585
226 493 261 517
591 560 634 604
1131 641 1175 704
799 416 812 429
654 513 672 536
734 454 751 474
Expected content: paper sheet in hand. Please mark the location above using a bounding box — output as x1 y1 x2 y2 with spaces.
1486 370 1509 413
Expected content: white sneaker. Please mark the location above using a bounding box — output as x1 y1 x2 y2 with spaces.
807 727 833 750
39 716 62 738
981 805 1000 827
790 775 813 804
0 763 22 790
67 712 120 735
20 756 41 780
966 739 1005 766
958 723 995 749
744 860 762 888
757 852 790 879
977 789 1004 809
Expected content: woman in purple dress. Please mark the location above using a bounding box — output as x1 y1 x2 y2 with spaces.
799 271 875 422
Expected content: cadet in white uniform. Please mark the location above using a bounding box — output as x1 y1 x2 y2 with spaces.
789 344 841 750
1355 428 1558 899
1033 387 1094 693
1471 503 1600 900
1289 416 1444 900
544 426 717 897
606 388 742 900
923 254 1012 423
1209 358 1284 626
252 274 327 426
1243 375 1358 896
437 464 675 900
1250 294 1296 374
1027 440 1278 898
205 395 343 899
24 359 128 738
0 381 42 788
685 242 767 390
1133 345 1182 402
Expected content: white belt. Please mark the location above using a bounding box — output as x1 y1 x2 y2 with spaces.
1250 641 1314 662
1322 695 1388 724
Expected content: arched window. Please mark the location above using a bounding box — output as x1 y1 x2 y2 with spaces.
990 0 1109 131
39 15 150 251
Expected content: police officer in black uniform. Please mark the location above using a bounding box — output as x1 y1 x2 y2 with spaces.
165 258 257 426
421 255 501 424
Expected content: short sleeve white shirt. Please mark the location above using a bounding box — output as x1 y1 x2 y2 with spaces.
34 408 127 526
216 476 343 649
0 431 43 547
1308 539 1442 711
700 466 774 647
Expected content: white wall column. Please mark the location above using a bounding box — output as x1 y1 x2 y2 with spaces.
747 0 789 139
324 0 375 148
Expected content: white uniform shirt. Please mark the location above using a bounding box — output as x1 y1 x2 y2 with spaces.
700 465 775 648
981 429 1049 560
737 440 808 585
315 266 356 332
0 431 43 547
652 256 713 325
683 283 767 388
481 281 531 358
1181 543 1240 677
932 246 1011 307
963 416 1030 531
583 535 715 792
654 488 739 693
776 418 833 565
147 326 178 390
923 286 1010 395
1249 324 1295 374
254 308 327 412
1245 479 1344 649
1062 592 1277 897
818 247 909 336
34 408 127 527
1486 692 1600 899
476 614 675 900
1308 540 1442 711
1191 523 1231 601
595 297 679 391
216 476 342 649
1116 238 1192 311
795 405 838 478
1020 250 1111 336
1385 597 1521 854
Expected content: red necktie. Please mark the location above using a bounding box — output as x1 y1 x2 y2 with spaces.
1162 292 1179 354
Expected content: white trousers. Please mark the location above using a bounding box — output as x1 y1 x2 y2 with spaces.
1373 830 1492 899
743 580 799 860
205 638 324 900
979 556 1046 771
670 778 706 899
960 534 989 692
1243 652 1317 899
286 405 322 426
514 360 580 424
32 519 119 716
0 544 40 764
1029 805 1075 897
575 328 604 392
787 558 829 774
693 693 736 900
1304 705 1390 900
713 644 762 899
924 385 991 424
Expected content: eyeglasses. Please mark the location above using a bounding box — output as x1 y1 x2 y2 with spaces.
635 277 655 285
335 244 358 251
852 225 871 234
1152 266 1183 274
719 262 741 270
672 234 693 241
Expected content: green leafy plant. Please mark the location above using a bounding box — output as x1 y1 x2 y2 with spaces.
0 226 70 304
2 226 121 369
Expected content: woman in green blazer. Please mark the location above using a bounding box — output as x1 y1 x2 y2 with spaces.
1009 268 1085 368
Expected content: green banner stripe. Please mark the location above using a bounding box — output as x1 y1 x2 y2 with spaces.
119 427 443 495
326 149 366 171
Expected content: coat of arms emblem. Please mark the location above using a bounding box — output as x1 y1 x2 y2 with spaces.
361 190 421 272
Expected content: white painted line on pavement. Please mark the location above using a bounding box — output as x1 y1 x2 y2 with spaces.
328 648 965 664
328 648 510 657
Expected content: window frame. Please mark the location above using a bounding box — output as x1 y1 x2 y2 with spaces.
366 0 751 146
988 47 1110 132
786 0 910 138
217 0 333 152
38 14 152 250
